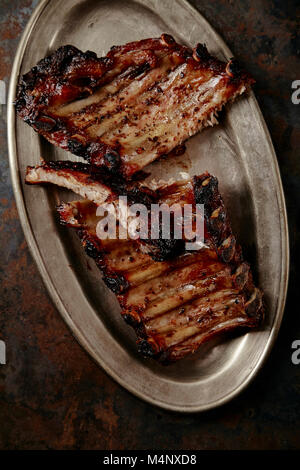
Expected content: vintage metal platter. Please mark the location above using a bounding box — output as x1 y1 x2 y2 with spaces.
8 0 289 412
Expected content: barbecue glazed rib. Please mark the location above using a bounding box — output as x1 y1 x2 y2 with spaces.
57 173 263 363
25 159 183 260
25 160 155 206
16 35 254 178
25 161 233 261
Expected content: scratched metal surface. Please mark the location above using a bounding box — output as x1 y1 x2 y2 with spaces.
0 0 299 449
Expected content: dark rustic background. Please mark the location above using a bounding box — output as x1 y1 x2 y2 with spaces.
0 0 299 450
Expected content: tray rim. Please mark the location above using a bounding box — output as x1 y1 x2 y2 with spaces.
7 0 290 412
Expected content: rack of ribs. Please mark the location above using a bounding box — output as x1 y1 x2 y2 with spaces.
25 161 235 261
16 34 254 179
56 172 263 363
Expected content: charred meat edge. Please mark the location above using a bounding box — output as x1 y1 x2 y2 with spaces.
16 34 254 179
57 173 263 363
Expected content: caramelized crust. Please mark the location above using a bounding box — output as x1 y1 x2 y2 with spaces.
57 173 263 363
16 35 254 178
26 162 239 261
25 160 156 206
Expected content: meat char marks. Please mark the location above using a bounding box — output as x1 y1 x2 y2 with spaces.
57 173 263 363
25 159 182 261
16 34 254 179
20 34 262 364
25 160 156 207
25 161 238 261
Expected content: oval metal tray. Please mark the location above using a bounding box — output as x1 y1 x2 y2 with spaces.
8 0 289 412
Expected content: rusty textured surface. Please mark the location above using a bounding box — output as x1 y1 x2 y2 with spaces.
0 0 299 450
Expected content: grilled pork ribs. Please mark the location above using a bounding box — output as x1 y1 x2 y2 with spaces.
16 34 254 179
19 35 262 363
56 173 263 363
